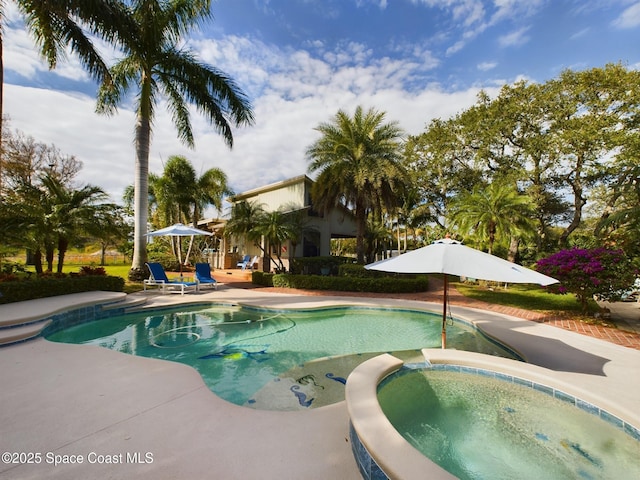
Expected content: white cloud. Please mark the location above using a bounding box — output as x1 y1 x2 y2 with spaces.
357 0 389 8
412 0 547 56
446 40 466 56
612 1 640 28
477 61 498 71
4 14 122 84
490 0 547 24
498 27 531 47
570 27 590 40
4 30 503 211
412 0 487 27
5 85 135 201
4 24 46 80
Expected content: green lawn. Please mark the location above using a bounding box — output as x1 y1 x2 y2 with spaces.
100 265 144 293
30 264 144 294
454 282 596 314
100 265 133 279
22 264 132 277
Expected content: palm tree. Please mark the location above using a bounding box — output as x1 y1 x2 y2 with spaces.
154 156 195 226
449 181 535 255
225 200 266 253
278 203 314 265
1 0 129 186
190 165 232 221
307 106 407 263
254 210 298 272
156 155 231 265
91 206 128 266
0 174 114 272
364 216 393 264
96 0 254 280
0 181 53 273
39 175 113 272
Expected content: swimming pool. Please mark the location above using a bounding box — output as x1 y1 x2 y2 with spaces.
378 367 640 480
45 303 519 410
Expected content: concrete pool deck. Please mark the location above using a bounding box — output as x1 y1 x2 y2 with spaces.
1 284 639 479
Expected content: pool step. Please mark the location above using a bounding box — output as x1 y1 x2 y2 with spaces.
101 295 148 312
0 320 52 346
0 293 145 347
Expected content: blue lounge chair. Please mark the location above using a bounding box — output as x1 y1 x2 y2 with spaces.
195 263 219 290
144 262 198 295
237 254 252 270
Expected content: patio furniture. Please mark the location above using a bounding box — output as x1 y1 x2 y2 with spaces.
195 263 219 290
248 256 260 270
144 262 198 295
237 255 252 270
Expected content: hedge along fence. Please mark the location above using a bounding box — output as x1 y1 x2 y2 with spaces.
289 256 353 275
0 275 125 304
252 270 429 293
337 263 394 278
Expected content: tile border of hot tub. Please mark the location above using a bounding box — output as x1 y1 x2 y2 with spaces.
346 349 640 480
382 362 640 442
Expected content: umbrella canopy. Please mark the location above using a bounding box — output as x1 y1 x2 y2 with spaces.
367 237 558 285
146 223 213 237
365 238 559 348
146 223 213 275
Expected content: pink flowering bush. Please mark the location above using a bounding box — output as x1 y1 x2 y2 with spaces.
536 248 637 313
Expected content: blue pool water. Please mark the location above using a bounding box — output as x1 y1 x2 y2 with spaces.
46 304 518 410
378 368 640 480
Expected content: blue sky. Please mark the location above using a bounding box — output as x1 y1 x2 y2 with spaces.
4 0 639 214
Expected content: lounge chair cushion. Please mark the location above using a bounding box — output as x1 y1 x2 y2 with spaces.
144 262 197 295
195 263 218 289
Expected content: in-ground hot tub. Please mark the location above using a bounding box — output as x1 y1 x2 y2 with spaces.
346 350 640 480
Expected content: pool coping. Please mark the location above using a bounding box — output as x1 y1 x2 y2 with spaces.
0 292 126 328
2 287 640 479
346 350 640 480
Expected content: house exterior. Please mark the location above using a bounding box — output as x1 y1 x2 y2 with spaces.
223 174 357 272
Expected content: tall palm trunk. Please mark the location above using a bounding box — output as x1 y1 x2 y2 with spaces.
130 85 152 279
488 222 496 255
33 248 43 274
45 245 55 272
507 236 520 263
57 237 69 273
355 203 366 264
100 241 108 266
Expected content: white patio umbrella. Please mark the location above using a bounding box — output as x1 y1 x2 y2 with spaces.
146 223 213 276
365 237 558 348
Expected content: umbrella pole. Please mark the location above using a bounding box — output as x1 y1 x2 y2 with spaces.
442 275 448 349
178 238 183 278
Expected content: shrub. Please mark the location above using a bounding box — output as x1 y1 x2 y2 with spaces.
79 266 107 276
1 262 26 275
252 271 274 286
266 272 428 293
289 256 353 275
0 275 125 304
0 273 20 282
337 263 392 278
536 247 637 313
